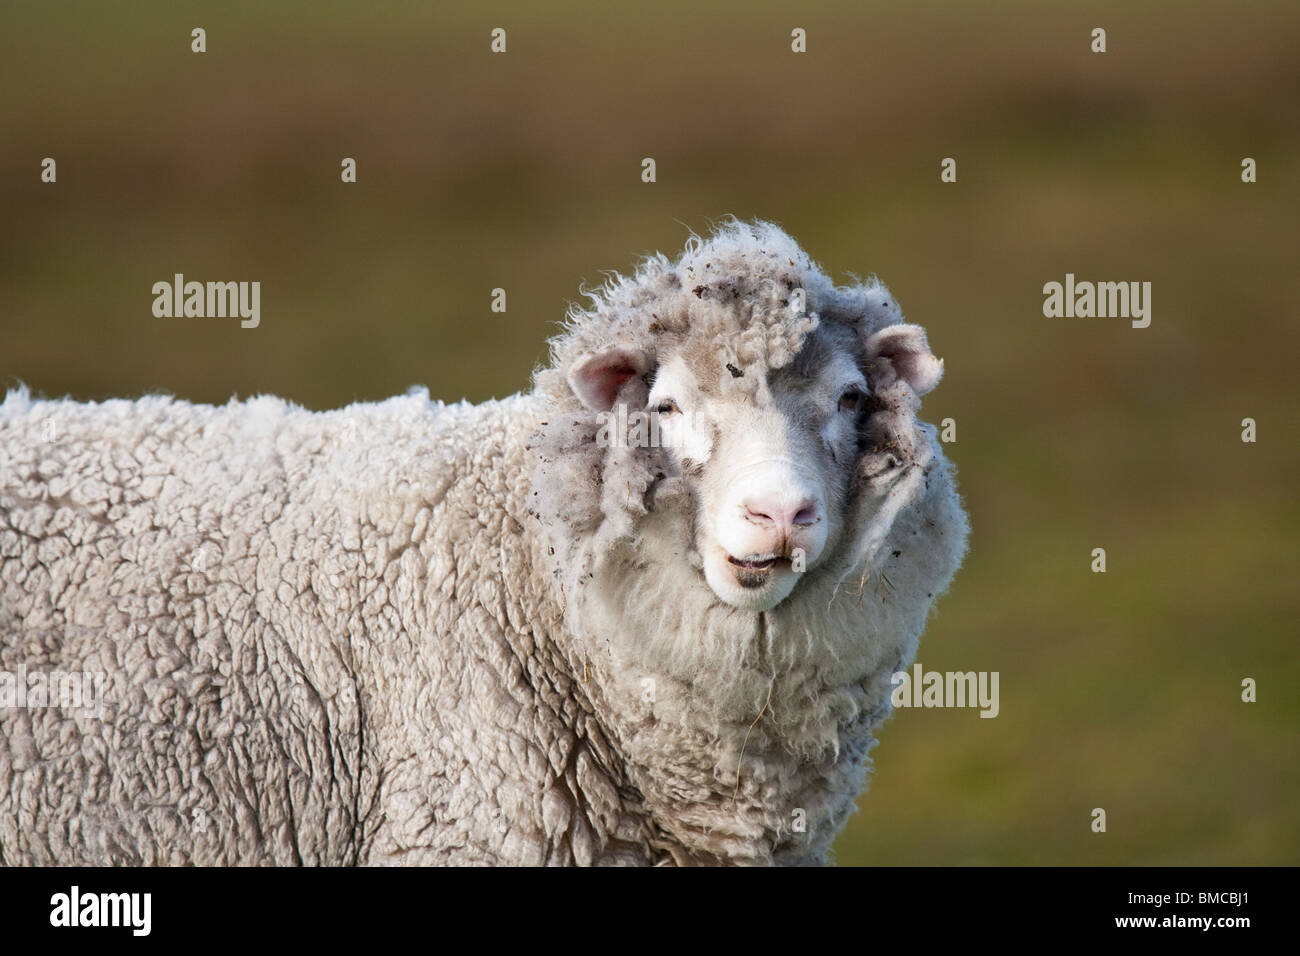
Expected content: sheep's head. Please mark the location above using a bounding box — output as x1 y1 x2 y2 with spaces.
532 219 948 617
562 317 941 612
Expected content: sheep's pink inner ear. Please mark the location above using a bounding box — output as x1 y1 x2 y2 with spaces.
567 348 648 411
864 324 944 396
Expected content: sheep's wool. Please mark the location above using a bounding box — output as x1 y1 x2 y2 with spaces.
0 219 967 865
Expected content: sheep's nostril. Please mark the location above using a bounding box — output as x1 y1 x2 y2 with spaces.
793 505 818 527
743 504 776 527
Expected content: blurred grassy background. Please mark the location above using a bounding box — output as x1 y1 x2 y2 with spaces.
2 0 1297 864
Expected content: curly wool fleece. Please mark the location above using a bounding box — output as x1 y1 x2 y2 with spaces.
0 219 967 865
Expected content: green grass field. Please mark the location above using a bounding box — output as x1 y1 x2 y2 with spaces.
3 0 1296 863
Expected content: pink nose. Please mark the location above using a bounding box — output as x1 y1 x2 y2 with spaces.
743 498 820 532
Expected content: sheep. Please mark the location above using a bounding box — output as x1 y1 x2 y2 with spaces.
0 218 968 866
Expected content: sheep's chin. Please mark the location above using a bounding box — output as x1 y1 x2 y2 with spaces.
702 548 801 612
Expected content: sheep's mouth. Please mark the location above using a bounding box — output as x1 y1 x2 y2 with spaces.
727 554 788 588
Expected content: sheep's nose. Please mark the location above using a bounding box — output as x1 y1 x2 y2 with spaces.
743 498 820 532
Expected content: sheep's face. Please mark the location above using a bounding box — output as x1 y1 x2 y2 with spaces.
565 319 943 614
644 335 863 611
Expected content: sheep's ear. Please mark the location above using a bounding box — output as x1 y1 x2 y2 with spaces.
864 324 944 396
567 347 649 411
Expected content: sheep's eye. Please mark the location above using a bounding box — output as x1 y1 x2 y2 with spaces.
838 389 865 413
655 399 680 416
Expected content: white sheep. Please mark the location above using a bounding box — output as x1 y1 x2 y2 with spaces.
0 218 968 865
